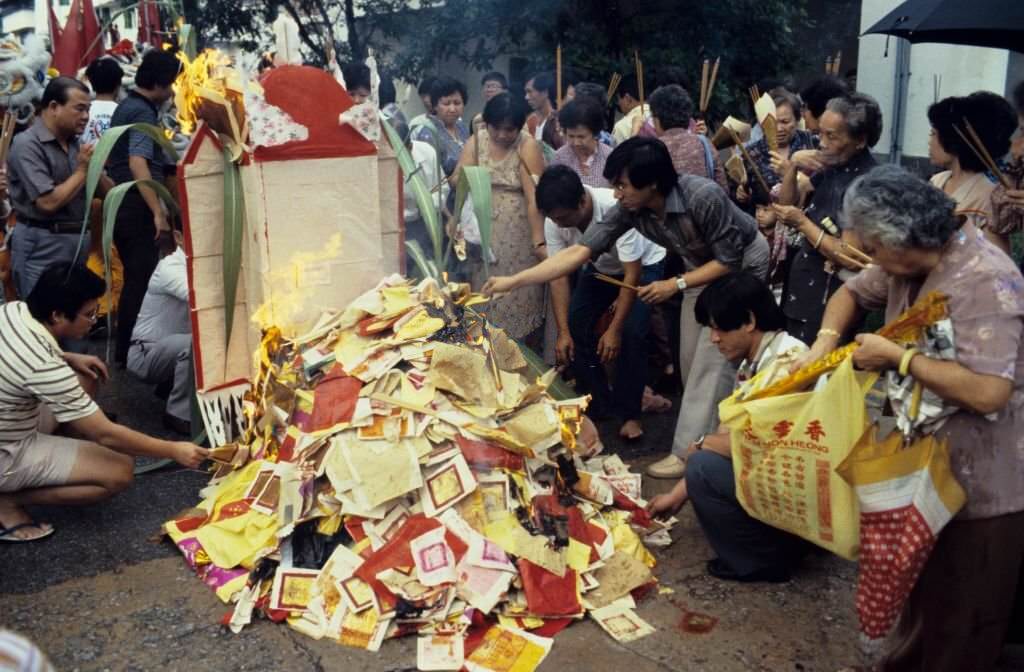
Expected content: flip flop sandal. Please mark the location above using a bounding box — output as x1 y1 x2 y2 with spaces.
0 521 55 543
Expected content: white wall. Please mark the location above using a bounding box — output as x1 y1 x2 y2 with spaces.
858 0 1010 159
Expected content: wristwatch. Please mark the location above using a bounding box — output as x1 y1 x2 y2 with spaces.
695 434 706 450
675 275 688 292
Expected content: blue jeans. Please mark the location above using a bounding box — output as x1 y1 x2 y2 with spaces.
568 261 662 421
686 450 806 577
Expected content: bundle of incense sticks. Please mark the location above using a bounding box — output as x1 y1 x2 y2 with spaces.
594 273 638 292
825 51 842 75
0 111 15 166
748 85 761 108
729 128 771 195
834 240 873 270
634 50 645 109
953 119 1012 189
699 57 720 114
607 72 622 104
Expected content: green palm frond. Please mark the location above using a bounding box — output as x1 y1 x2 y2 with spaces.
454 166 493 277
222 148 244 348
382 120 444 267
74 122 180 266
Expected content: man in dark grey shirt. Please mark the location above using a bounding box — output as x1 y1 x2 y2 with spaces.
483 137 770 480
7 77 111 298
107 49 180 363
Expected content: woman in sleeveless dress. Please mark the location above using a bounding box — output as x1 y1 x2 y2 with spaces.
455 93 547 342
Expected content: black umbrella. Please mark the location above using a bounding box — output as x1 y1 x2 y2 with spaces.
863 0 1024 53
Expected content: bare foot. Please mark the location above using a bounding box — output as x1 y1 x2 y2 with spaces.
0 498 53 541
619 419 644 440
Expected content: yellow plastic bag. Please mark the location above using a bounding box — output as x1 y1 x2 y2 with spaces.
719 355 877 559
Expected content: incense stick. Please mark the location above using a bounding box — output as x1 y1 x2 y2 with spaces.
729 128 771 195
634 51 645 109
594 273 638 291
833 51 842 75
839 241 873 265
700 59 710 113
703 57 720 113
556 44 563 109
607 72 622 105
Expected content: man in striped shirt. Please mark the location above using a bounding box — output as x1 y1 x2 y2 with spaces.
0 264 207 542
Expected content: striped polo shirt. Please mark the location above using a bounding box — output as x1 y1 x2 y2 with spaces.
0 302 97 442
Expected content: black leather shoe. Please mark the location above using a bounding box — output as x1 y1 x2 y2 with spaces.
706 558 790 583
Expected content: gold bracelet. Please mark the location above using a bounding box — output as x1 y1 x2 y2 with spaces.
899 348 919 377
818 328 841 340
812 229 826 249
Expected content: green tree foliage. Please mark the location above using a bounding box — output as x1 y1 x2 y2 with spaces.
191 0 819 122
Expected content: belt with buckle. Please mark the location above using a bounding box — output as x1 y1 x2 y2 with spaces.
23 220 81 235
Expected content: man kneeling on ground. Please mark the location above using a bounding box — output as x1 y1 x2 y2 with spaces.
0 264 208 542
647 272 807 582
127 225 192 435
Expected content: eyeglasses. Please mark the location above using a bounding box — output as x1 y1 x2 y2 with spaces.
77 307 99 323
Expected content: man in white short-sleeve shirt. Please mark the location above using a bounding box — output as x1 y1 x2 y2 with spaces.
537 165 666 439
0 265 207 542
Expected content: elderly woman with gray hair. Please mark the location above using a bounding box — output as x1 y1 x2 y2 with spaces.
799 165 1024 672
774 92 882 345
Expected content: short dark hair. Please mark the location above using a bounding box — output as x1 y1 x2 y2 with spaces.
572 82 607 107
481 71 508 89
536 165 585 214
928 92 1017 173
800 75 849 120
418 76 438 96
85 57 124 95
603 137 678 195
135 49 181 89
342 62 371 92
616 73 640 101
429 76 467 108
558 98 605 136
694 272 786 332
528 71 557 104
772 89 803 120
27 264 106 324
41 77 89 107
482 92 528 130
648 84 693 130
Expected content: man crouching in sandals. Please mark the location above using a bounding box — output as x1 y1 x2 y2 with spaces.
0 264 207 542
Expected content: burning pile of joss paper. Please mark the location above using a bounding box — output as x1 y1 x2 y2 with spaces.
164 275 675 671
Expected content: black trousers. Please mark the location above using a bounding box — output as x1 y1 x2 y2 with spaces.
113 191 158 363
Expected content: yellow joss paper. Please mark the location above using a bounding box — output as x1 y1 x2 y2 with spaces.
317 512 343 536
484 514 565 577
196 507 279 570
394 310 444 341
608 514 656 569
565 538 592 573
381 285 415 315
497 615 545 630
465 625 552 672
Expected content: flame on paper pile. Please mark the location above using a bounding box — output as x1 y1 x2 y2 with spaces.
249 233 344 338
174 48 247 145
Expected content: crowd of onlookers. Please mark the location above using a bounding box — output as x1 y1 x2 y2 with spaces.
1 47 1023 671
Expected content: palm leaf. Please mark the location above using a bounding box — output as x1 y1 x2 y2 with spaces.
453 166 493 277
405 239 441 283
98 178 179 359
222 148 244 348
73 122 180 266
382 120 444 267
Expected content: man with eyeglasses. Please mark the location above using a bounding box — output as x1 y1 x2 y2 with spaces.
0 264 207 542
